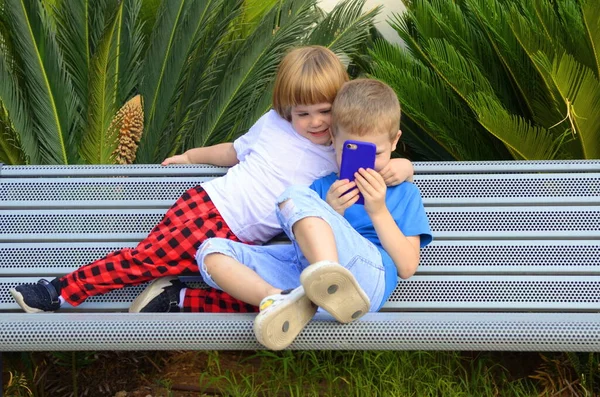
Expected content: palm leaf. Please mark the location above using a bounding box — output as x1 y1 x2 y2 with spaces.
0 109 25 164
240 0 281 38
80 0 143 164
5 0 79 164
53 0 92 133
580 0 600 78
0 23 36 163
137 0 219 163
370 39 505 161
168 0 243 156
189 0 317 149
469 92 563 159
307 0 379 58
541 52 600 159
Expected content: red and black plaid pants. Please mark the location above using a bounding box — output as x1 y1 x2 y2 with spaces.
59 185 258 313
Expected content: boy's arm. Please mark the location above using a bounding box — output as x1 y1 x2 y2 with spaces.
162 143 239 166
355 168 420 279
370 211 421 279
379 158 414 185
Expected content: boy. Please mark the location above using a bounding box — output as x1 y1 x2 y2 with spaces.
141 78 432 350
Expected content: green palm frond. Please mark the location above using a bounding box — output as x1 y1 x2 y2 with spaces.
0 105 25 164
580 0 600 78
53 0 92 131
168 0 243 156
370 39 505 161
111 0 144 107
307 0 379 57
469 92 563 159
137 0 222 163
80 0 144 164
5 0 79 164
373 0 599 160
539 52 600 159
189 0 317 150
0 27 35 163
240 0 281 38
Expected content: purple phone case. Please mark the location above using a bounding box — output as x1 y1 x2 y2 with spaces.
339 140 376 205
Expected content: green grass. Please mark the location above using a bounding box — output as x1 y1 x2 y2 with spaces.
5 350 598 396
195 350 540 396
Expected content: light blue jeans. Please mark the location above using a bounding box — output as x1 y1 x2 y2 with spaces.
197 186 385 312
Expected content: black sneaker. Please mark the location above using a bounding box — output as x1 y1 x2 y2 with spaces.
10 278 62 313
129 277 186 313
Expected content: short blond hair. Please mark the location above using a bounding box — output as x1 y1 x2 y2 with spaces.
331 79 401 141
273 46 349 121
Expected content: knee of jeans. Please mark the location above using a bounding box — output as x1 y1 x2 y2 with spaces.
197 238 231 274
277 185 319 210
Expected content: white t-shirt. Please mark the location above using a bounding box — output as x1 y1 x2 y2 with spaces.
202 110 337 244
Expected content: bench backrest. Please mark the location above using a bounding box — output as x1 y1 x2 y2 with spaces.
1 161 599 312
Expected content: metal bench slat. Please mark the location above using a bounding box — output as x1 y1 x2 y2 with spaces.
3 206 599 241
1 312 599 351
2 240 599 275
3 276 599 312
3 173 599 208
3 160 600 178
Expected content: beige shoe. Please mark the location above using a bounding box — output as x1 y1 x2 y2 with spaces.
253 286 317 350
300 260 370 323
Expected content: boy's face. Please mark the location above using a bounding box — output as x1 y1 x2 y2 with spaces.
331 127 401 172
290 103 332 146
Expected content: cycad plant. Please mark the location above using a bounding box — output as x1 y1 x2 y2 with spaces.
0 0 379 165
368 0 600 161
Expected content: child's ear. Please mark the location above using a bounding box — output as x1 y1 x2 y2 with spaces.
391 130 401 151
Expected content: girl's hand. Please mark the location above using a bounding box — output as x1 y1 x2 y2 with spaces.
161 153 190 166
326 179 359 215
379 158 414 186
355 168 387 216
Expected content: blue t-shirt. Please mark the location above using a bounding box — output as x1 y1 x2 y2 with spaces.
310 173 433 305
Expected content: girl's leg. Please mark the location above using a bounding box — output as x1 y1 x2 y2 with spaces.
203 253 281 306
59 185 231 305
182 288 258 313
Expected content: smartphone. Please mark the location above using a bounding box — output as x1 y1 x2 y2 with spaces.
339 140 376 205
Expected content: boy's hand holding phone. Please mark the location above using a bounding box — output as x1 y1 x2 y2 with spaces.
326 179 359 215
355 168 387 216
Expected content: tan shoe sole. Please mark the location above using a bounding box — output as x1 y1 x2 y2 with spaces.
300 261 370 323
254 288 316 350
129 277 177 313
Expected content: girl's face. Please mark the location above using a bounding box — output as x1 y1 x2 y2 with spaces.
290 103 332 146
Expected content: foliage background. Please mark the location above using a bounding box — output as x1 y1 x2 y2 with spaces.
0 0 379 165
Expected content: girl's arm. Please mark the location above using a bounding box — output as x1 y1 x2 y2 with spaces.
380 158 414 185
162 143 239 166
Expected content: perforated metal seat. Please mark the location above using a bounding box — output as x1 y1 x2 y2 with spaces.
1 161 599 351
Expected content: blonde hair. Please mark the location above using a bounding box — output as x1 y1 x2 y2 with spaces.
331 78 401 141
273 46 349 121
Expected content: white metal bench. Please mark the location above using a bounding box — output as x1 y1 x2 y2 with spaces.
1 160 599 351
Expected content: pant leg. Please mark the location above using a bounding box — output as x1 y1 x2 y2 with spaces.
182 288 258 313
275 186 386 311
59 186 240 306
196 238 302 292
